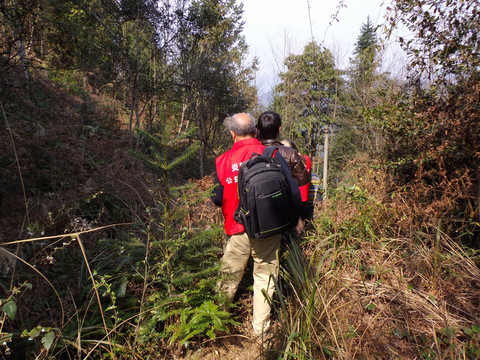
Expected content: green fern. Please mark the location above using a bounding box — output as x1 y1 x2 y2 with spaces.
128 128 234 348
166 300 240 345
129 126 200 176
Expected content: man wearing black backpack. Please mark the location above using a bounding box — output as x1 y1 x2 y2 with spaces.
211 113 282 338
256 111 310 187
257 111 310 233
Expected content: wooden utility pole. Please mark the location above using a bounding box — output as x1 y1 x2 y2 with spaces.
323 127 330 200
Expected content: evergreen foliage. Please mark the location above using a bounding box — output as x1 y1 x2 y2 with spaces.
1 0 249 357
175 0 256 175
0 0 256 156
350 16 379 88
129 129 230 348
272 41 342 165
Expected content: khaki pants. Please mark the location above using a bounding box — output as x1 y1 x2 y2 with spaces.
220 232 281 335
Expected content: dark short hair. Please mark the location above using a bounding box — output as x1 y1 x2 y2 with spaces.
225 113 256 136
257 111 281 140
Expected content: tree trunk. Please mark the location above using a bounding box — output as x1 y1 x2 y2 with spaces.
198 144 204 179
16 30 29 79
4 1 30 79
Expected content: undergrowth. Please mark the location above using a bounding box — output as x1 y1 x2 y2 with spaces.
0 178 230 359
267 160 480 359
0 68 234 359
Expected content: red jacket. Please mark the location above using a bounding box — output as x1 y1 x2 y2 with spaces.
300 155 311 202
214 138 265 235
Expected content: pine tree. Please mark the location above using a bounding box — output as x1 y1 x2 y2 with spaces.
350 16 379 88
273 42 341 160
345 16 386 154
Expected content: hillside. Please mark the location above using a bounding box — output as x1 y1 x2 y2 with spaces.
1 70 140 239
0 65 226 358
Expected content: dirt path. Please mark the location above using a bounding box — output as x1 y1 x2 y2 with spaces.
177 296 284 360
178 330 283 360
183 335 263 360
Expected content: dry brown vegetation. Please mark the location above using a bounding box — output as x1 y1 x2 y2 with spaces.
304 159 480 359
0 68 146 242
170 153 480 359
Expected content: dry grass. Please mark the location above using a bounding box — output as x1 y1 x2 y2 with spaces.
294 161 480 359
0 68 147 241
324 237 479 358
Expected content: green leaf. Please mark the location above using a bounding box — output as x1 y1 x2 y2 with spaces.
116 279 128 298
29 327 41 338
322 346 333 357
2 300 17 320
346 325 357 338
24 282 33 290
471 324 480 333
287 331 299 340
440 326 456 338
42 331 55 350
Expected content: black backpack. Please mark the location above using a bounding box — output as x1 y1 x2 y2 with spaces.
234 146 301 239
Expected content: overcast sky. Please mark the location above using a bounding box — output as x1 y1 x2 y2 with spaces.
240 0 396 100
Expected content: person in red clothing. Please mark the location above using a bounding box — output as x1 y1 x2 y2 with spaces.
211 113 281 337
301 153 315 220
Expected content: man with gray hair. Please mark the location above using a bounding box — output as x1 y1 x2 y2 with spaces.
211 112 281 337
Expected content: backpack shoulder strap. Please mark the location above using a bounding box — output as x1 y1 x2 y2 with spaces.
262 146 278 158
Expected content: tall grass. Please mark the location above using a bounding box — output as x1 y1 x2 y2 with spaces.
266 233 340 359
0 224 138 359
268 183 480 359
0 188 229 359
